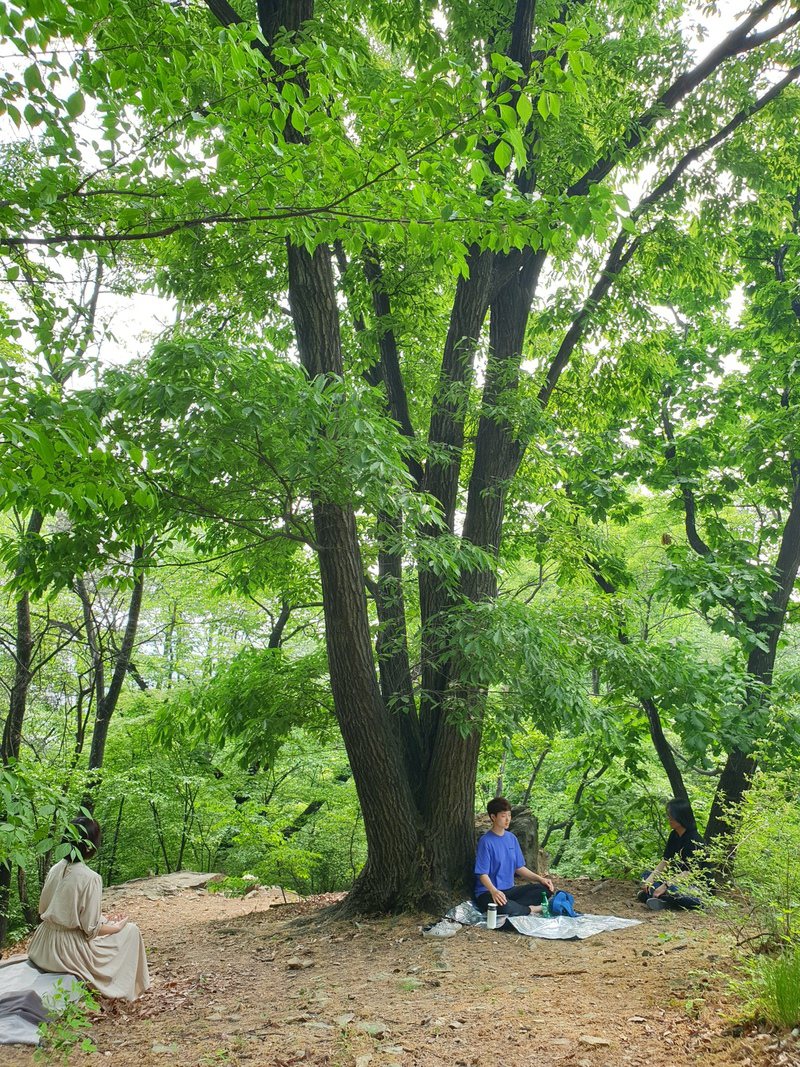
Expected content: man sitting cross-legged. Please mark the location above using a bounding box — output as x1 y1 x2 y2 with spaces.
473 797 554 918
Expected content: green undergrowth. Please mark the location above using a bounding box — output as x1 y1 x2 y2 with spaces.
733 946 800 1030
207 874 260 897
35 980 99 1064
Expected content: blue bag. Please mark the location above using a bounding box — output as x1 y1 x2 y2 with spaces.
549 890 577 917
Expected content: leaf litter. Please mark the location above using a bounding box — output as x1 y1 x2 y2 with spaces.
3 878 799 1067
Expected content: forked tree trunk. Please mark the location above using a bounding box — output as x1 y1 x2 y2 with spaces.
198 0 800 911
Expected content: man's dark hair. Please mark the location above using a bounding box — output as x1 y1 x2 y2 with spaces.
487 797 512 818
63 817 102 862
666 798 695 831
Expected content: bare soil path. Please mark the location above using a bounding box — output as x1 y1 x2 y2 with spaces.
4 877 799 1066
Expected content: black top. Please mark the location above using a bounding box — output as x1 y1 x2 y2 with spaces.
663 827 703 870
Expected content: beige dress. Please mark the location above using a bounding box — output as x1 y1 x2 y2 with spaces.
27 860 150 1001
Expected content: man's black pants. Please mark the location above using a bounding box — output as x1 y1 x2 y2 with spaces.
474 884 546 917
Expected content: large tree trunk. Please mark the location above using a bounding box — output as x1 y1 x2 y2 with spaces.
197 0 799 912
704 748 758 845
334 246 424 793
285 242 425 909
412 0 541 886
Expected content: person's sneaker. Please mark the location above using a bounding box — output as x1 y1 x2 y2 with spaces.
646 897 667 911
636 889 649 903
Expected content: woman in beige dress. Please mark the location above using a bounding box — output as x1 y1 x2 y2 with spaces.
27 817 150 1001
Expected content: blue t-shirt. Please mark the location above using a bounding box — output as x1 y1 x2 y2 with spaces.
473 830 525 899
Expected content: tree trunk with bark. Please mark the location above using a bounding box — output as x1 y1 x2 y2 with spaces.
704 475 800 842
87 545 146 776
194 0 800 911
0 510 44 947
704 226 800 845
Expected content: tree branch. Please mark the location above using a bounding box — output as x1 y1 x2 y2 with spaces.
538 62 800 407
585 556 692 809
735 8 800 51
566 0 790 200
660 392 712 557
362 250 424 489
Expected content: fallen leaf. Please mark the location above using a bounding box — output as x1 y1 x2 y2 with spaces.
579 1036 612 1047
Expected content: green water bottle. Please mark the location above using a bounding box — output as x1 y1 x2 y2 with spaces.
541 893 550 918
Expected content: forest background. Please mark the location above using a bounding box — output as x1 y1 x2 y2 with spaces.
0 0 799 1007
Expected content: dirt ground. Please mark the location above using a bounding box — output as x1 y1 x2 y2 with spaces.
4 877 800 1067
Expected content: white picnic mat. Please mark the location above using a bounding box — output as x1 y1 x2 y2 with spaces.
0 955 84 1045
446 900 641 940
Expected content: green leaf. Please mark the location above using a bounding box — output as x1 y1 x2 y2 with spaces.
498 103 517 130
65 91 85 118
516 93 533 125
24 64 44 93
493 140 512 170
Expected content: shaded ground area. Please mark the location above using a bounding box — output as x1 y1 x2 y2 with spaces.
4 877 799 1066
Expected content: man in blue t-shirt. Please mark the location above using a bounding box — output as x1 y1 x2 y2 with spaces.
474 797 555 917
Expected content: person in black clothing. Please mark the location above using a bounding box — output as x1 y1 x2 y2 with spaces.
639 798 705 911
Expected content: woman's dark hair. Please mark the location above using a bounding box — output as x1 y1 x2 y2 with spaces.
666 798 695 831
487 796 512 817
63 817 102 861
